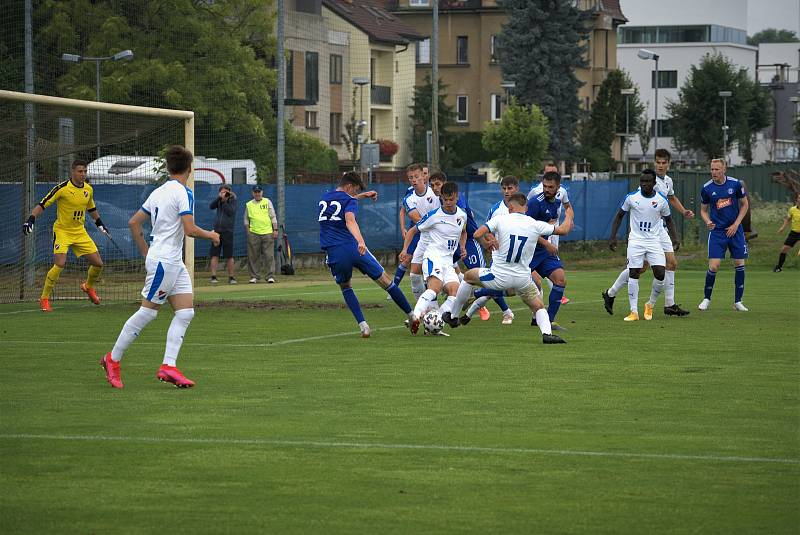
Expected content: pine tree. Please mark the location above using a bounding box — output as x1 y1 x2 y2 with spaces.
496 0 589 160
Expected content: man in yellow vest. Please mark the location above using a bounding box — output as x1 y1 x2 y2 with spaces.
244 185 279 283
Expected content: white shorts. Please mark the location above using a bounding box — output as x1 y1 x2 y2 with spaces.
627 240 666 269
423 254 459 285
658 229 674 253
141 257 192 304
411 239 428 265
476 267 539 297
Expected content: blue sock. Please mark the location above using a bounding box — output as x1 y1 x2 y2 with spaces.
734 266 745 302
475 288 504 299
386 282 412 314
547 284 565 322
494 296 509 312
704 270 717 300
341 287 365 323
393 264 408 285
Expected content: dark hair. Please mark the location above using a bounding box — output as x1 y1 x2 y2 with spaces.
441 182 458 196
71 159 88 169
406 163 423 173
339 171 365 191
654 148 671 161
429 171 447 183
640 168 657 180
508 193 528 207
543 162 558 171
219 184 231 192
500 175 519 187
165 145 193 175
542 170 561 183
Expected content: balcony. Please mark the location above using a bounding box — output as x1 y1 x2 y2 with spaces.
371 85 392 106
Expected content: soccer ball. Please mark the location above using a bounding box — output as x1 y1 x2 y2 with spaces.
422 309 444 334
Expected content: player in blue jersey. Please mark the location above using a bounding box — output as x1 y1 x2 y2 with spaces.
698 159 749 311
319 172 417 336
525 171 569 330
608 170 677 321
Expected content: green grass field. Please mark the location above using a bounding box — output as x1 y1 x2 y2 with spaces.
1 261 798 533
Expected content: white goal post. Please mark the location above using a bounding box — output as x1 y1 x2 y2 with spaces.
0 90 199 284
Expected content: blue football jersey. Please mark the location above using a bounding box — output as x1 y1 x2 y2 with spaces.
319 189 358 249
457 192 479 237
700 177 746 228
526 192 561 223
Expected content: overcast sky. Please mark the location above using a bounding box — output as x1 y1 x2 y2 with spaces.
747 0 800 36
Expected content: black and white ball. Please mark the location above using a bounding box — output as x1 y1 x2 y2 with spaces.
422 310 444 334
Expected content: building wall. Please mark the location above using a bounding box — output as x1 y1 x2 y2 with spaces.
621 0 747 28
757 43 800 84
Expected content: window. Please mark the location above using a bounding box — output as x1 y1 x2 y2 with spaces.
651 70 677 89
305 51 319 102
490 93 502 121
650 118 672 137
231 168 247 185
416 38 430 64
294 0 321 14
370 114 376 140
457 36 468 64
456 95 468 123
286 51 294 98
330 54 342 84
305 111 318 129
330 113 342 144
490 35 498 63
410 0 430 5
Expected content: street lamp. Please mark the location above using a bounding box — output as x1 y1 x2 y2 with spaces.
61 49 134 158
718 90 732 158
638 48 660 157
352 77 369 168
620 88 635 171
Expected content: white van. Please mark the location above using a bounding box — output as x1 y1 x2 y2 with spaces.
87 155 257 185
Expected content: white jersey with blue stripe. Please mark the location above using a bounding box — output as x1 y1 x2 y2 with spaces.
485 212 554 278
486 200 509 222
141 179 194 264
621 189 670 242
416 206 467 261
403 186 440 220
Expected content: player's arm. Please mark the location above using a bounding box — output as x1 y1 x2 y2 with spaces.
562 200 575 221
129 210 151 258
86 207 110 236
608 209 626 251
473 224 498 250
399 225 418 263
22 204 45 234
552 209 574 236
407 208 422 224
727 195 749 237
777 214 791 234
664 215 679 246
699 202 714 230
344 211 367 255
668 195 694 218
356 190 378 201
181 214 220 244
459 228 468 259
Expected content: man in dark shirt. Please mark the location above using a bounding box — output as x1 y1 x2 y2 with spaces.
209 184 238 284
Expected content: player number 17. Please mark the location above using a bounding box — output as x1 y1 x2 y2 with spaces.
505 234 528 263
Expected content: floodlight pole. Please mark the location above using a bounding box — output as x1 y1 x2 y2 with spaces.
638 49 660 157
719 90 732 158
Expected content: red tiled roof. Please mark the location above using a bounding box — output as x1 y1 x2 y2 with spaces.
323 0 423 45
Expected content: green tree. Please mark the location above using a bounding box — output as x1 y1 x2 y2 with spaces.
496 0 588 160
34 0 277 170
666 54 771 162
408 74 456 168
481 100 549 178
285 125 338 175
747 28 799 45
579 70 645 170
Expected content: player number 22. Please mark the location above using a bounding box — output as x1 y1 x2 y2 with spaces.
505 234 528 263
318 200 342 222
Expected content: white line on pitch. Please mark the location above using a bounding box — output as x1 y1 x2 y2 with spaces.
1 433 797 465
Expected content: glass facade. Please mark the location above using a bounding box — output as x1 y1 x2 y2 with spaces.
619 25 746 45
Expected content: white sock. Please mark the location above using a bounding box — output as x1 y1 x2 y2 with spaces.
111 307 158 361
414 289 437 318
664 270 676 307
410 273 425 300
450 280 474 315
535 308 551 335
466 296 490 318
609 268 629 297
439 295 456 316
628 278 639 313
650 278 665 305
163 308 194 366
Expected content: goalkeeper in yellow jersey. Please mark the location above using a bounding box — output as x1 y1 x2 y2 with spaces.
22 159 108 312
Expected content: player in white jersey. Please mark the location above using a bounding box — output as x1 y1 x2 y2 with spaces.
100 146 220 389
404 164 441 300
608 169 678 322
400 182 467 328
603 149 693 318
444 193 574 344
486 175 520 220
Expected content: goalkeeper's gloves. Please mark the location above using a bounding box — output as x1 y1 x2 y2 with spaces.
95 218 110 236
22 215 35 235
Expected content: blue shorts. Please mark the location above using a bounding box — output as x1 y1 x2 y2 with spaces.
324 244 384 284
454 238 485 269
407 231 420 255
528 247 563 278
707 227 748 259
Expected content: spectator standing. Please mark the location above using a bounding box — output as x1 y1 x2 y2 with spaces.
244 185 278 283
209 184 238 284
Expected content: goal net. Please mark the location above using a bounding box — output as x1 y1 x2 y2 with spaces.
0 90 193 304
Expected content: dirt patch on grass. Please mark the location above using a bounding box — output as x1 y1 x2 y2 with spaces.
196 299 384 311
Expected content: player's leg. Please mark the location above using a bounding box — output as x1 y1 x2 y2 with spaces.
446 267 483 325
700 232 726 310
327 247 370 335
624 244 645 321
436 265 461 318
80 249 104 305
544 265 566 327
365 248 415 326
730 228 748 310
774 232 798 271
416 258 443 319
40 245 67 311
518 281 564 343
644 245 667 320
